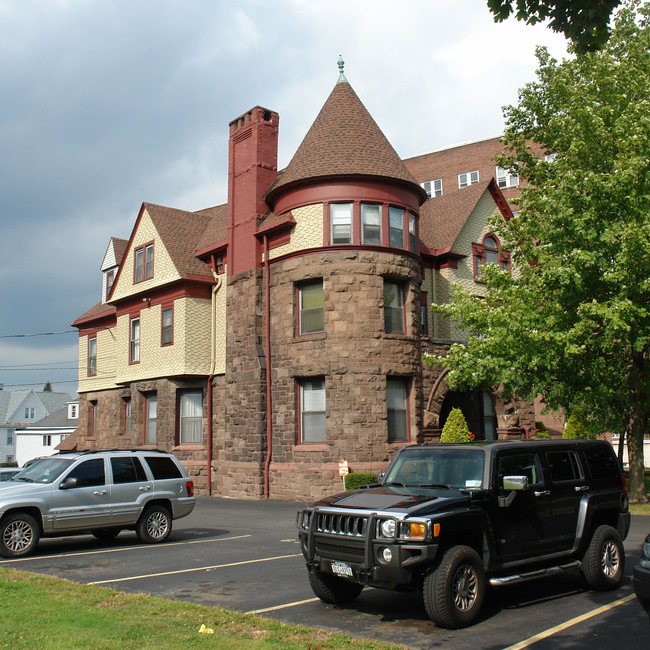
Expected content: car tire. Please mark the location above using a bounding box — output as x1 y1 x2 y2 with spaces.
0 513 40 558
582 524 624 590
423 545 486 629
308 569 363 604
136 505 172 544
91 528 122 541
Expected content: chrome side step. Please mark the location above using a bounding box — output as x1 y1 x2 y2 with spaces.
489 561 581 587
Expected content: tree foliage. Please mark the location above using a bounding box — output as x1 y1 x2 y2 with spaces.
440 408 474 443
562 406 596 439
487 0 623 53
428 1 650 499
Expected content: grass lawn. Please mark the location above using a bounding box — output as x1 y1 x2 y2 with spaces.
0 568 404 650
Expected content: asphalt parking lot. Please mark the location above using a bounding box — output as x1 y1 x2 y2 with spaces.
2 497 649 649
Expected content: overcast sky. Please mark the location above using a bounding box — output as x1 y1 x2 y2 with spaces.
0 0 568 395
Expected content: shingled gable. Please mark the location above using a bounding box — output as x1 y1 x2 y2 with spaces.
265 78 427 206
419 178 513 253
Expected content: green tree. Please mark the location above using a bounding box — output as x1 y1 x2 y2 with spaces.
487 0 622 53
42 382 53 392
562 406 596 439
440 408 474 443
427 1 650 500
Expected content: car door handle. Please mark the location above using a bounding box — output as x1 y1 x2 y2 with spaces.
139 486 152 492
575 485 590 492
93 490 108 496
534 490 550 497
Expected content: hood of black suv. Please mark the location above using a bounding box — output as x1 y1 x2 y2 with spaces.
312 485 472 516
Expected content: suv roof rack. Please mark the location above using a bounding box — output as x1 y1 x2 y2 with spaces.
56 448 168 456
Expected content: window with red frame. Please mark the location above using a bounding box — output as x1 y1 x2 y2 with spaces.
473 234 510 280
87 337 97 376
134 243 154 283
161 308 173 345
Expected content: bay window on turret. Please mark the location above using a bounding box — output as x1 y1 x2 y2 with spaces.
299 378 326 443
384 280 405 334
361 204 382 244
298 281 324 335
330 203 353 244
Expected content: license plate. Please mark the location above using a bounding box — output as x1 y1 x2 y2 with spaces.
331 561 353 578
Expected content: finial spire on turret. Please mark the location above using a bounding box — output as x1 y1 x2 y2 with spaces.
337 55 347 83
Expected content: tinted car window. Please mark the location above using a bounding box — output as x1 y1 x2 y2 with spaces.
67 458 105 488
547 451 582 482
144 456 182 479
497 454 541 487
111 457 148 484
583 445 620 480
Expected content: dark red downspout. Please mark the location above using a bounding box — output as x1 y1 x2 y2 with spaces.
263 235 272 497
206 254 218 496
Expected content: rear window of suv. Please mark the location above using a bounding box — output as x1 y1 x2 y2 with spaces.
583 444 620 480
143 456 183 479
111 457 148 483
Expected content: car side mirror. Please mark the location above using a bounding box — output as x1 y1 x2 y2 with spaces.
498 475 529 508
503 475 529 491
59 477 78 490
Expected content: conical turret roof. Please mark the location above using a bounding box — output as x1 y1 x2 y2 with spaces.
266 77 425 204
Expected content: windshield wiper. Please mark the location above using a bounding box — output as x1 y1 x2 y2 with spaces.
417 483 455 489
383 481 405 487
17 477 35 482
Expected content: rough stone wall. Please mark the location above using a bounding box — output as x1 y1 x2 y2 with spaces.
211 269 267 499
264 249 424 501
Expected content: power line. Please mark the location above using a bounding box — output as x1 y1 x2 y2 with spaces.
0 331 77 339
0 361 78 368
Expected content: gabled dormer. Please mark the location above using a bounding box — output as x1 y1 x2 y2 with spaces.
100 237 128 304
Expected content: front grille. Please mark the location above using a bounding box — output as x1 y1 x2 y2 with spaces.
316 512 368 537
315 539 366 562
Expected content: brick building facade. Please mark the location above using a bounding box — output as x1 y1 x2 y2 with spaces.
68 66 535 500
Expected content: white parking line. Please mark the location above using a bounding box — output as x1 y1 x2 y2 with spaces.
88 553 303 585
247 597 320 614
503 593 637 650
1 535 252 563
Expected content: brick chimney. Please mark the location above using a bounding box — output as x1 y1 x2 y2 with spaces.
227 106 279 276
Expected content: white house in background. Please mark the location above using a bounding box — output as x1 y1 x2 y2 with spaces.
15 401 79 467
0 387 76 463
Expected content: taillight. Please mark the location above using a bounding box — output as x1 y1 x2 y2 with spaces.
186 480 194 497
621 475 628 493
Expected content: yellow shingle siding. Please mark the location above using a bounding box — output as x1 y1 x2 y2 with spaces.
114 298 212 383
269 204 324 259
213 273 227 374
110 209 181 301
434 192 500 340
77 328 117 392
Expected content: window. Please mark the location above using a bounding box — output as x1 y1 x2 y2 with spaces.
497 454 541 488
106 269 115 296
473 234 510 280
546 451 582 482
420 292 428 335
384 281 405 334
111 457 147 484
179 390 203 444
496 166 519 189
299 379 326 443
144 456 183 479
421 179 442 198
387 378 409 442
134 243 154 283
66 458 105 488
88 337 97 376
298 281 324 335
43 435 52 446
123 398 131 436
6 431 12 445
389 207 405 248
330 203 353 245
361 204 382 245
161 308 173 345
24 408 35 419
458 170 479 188
408 213 417 252
68 404 78 419
130 317 140 363
145 394 157 445
89 401 97 437
214 255 225 274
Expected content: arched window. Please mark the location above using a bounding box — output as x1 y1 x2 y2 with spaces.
472 234 510 280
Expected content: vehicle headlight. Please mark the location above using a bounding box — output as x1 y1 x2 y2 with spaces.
640 537 650 568
379 519 396 538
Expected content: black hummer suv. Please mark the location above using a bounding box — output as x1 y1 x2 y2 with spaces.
297 440 630 628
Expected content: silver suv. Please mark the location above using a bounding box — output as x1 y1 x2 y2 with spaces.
0 449 196 557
